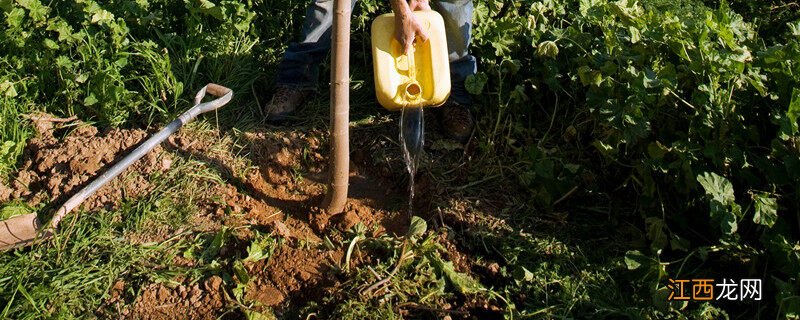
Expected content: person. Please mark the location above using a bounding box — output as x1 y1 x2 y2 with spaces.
266 0 476 142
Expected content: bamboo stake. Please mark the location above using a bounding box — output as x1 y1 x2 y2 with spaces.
323 0 351 214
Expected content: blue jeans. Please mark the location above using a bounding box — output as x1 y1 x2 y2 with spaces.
276 0 477 106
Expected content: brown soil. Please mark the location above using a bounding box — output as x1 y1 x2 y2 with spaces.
0 123 165 212
244 245 343 308
124 276 226 320
3 116 428 319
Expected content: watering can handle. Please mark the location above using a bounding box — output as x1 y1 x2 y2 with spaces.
406 46 416 80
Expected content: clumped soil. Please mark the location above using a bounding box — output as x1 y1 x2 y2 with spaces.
3 115 477 319
0 123 162 211
123 276 227 320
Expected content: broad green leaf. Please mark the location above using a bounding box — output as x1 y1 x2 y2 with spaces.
202 227 228 261
608 1 641 26
716 206 738 235
564 163 580 174
75 73 88 84
430 255 483 294
198 0 224 20
46 19 74 42
625 250 666 282
642 69 658 89
0 0 12 12
83 93 98 106
647 141 669 159
629 26 641 43
746 70 768 97
645 217 668 251
536 40 559 59
113 57 128 68
464 72 488 95
91 9 114 24
696 172 735 205
244 309 275 320
789 88 800 134
407 216 427 238
18 0 47 22
624 250 648 270
512 266 534 283
0 141 14 158
577 66 602 87
653 286 672 312
510 84 528 103
183 246 197 260
233 260 250 284
534 159 554 179
0 80 18 97
697 172 739 235
763 230 800 275
7 7 25 28
579 0 602 16
246 233 275 262
43 38 58 50
753 193 778 228
500 59 521 75
790 21 800 37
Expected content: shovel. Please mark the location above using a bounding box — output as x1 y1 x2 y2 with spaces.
0 84 233 251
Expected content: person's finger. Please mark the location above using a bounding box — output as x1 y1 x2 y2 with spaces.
403 36 414 55
410 0 431 11
415 27 429 44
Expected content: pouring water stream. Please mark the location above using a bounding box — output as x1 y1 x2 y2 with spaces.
400 106 424 215
399 45 424 216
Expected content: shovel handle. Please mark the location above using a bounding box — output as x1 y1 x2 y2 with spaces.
206 84 231 97
47 84 233 231
194 84 233 114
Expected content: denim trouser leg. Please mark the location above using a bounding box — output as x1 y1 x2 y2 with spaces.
276 0 477 106
276 0 357 89
432 0 476 106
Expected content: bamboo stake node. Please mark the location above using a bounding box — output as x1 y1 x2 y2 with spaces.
323 0 351 214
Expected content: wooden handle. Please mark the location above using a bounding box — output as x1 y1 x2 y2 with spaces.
205 83 231 97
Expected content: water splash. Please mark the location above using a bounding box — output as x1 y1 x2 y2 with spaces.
400 106 424 216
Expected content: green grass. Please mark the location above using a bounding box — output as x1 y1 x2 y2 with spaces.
0 145 220 317
1 0 799 319
0 95 31 179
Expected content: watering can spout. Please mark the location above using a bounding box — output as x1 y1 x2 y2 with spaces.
404 81 422 102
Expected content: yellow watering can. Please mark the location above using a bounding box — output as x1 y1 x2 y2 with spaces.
371 11 451 111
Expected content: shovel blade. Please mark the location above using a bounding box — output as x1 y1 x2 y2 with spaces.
0 213 42 251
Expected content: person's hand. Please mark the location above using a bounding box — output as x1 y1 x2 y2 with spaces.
408 0 430 11
391 0 431 55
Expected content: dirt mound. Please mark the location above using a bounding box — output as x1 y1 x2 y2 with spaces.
124 276 226 319
0 122 171 212
2 116 419 317
245 245 343 308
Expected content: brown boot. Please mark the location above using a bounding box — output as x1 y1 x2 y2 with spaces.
265 86 314 123
437 101 475 143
